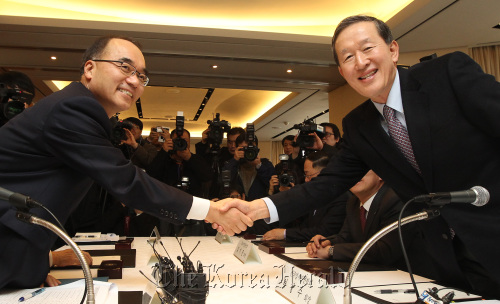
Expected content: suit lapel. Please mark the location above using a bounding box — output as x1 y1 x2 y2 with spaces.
358 103 423 186
399 68 434 191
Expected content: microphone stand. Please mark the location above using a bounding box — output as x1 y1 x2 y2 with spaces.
16 211 95 304
343 208 441 304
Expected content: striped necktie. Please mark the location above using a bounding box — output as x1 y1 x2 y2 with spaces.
383 105 421 174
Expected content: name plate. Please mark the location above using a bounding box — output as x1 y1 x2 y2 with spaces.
233 238 262 264
215 232 233 244
275 263 335 304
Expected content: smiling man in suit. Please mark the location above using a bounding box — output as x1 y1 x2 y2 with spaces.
218 15 500 298
0 35 251 289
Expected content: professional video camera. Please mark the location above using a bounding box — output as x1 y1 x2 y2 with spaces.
0 83 34 121
206 113 231 150
277 154 295 187
242 123 260 162
110 119 134 147
293 119 324 148
173 111 188 151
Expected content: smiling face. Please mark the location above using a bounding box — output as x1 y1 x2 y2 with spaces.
335 21 399 104
82 38 146 117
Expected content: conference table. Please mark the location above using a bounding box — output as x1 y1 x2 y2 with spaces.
50 236 493 304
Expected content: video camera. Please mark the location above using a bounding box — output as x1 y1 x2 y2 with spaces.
173 111 188 151
277 154 295 187
206 113 231 150
242 123 260 162
0 83 34 121
293 119 324 148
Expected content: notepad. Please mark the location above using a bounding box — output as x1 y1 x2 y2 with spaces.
0 279 117 304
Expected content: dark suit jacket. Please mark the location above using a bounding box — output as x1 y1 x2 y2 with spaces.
147 149 213 198
270 52 500 291
285 192 349 242
0 82 194 288
328 185 404 265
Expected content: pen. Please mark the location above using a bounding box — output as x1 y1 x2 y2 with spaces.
19 287 46 302
374 289 415 294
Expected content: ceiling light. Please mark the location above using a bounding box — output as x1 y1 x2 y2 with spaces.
286 69 292 73
50 56 57 60
212 65 218 69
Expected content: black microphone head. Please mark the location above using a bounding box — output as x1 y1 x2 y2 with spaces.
177 256 182 262
471 186 489 207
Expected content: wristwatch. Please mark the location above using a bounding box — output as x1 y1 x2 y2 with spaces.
328 246 334 259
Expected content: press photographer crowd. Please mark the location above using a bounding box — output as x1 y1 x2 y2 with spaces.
1 13 500 303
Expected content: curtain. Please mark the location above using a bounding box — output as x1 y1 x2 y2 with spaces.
469 45 500 82
271 141 283 165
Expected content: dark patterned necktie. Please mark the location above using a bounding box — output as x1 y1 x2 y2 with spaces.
360 206 367 232
383 105 421 174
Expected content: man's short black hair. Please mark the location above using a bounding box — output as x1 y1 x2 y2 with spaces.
228 127 245 137
80 35 142 75
282 135 295 146
235 132 258 147
124 117 143 130
331 15 393 64
305 151 330 170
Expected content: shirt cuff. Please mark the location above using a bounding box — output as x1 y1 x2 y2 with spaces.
186 196 210 220
262 197 279 224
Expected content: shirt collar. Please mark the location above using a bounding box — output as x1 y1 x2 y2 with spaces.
361 192 377 212
372 70 403 116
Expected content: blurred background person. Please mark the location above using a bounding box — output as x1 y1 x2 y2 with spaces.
263 151 349 241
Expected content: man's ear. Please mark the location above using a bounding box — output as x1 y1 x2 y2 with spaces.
83 60 95 81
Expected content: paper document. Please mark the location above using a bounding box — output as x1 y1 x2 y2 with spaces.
282 252 324 260
0 279 117 304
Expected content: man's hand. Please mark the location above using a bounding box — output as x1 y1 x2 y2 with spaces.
52 249 93 267
309 132 324 150
162 138 174 152
147 128 160 144
44 274 61 287
309 245 331 259
262 228 285 241
212 199 271 233
234 147 244 161
306 234 331 257
205 198 254 235
201 127 210 144
121 129 139 149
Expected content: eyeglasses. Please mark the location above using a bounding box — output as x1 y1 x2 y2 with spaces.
92 59 149 86
323 132 334 138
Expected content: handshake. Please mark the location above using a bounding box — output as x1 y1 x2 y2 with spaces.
205 198 270 235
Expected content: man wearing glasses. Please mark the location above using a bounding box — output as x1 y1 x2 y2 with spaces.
0 36 251 289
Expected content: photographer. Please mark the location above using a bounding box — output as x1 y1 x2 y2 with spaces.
147 127 214 236
119 117 159 169
222 128 274 201
270 135 305 194
196 126 245 167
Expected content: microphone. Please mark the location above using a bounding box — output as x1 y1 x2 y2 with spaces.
414 186 489 207
0 186 39 210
